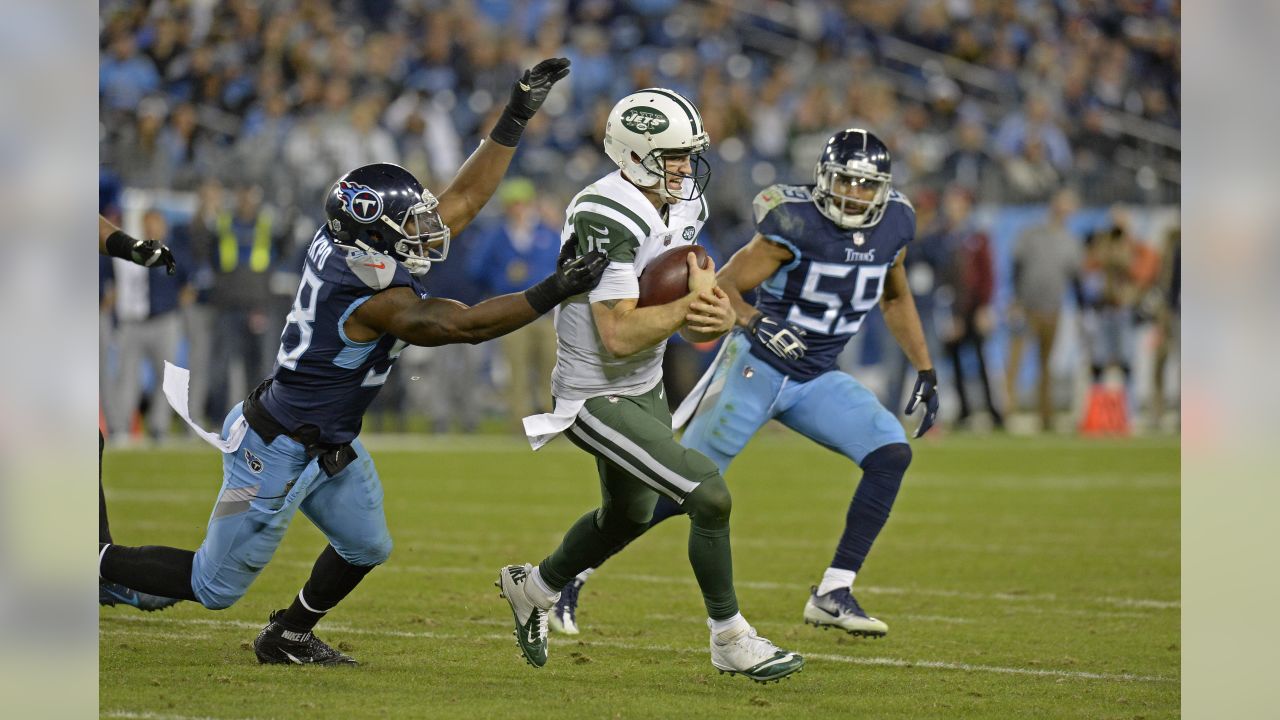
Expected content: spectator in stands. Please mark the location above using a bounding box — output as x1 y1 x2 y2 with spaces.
1006 188 1084 432
993 93 1072 172
937 119 1002 200
99 30 160 113
1002 133 1061 204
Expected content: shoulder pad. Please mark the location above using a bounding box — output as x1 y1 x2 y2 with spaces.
343 249 405 291
887 189 914 214
752 184 812 224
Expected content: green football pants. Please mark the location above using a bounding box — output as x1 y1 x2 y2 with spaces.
539 382 739 620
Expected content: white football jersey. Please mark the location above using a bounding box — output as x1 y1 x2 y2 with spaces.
550 170 709 402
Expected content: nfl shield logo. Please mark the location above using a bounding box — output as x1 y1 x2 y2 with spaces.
852 231 866 246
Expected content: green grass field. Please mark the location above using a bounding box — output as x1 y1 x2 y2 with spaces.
100 432 1179 719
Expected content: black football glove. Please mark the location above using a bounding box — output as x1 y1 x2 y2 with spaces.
747 313 808 362
106 230 177 275
524 233 608 314
904 368 939 438
506 57 571 121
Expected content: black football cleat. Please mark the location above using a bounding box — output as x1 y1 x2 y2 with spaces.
253 610 358 666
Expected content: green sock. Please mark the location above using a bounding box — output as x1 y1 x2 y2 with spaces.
688 522 739 620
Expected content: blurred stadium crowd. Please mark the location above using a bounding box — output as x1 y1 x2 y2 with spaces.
98 0 1180 441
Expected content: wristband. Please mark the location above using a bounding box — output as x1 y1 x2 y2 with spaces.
524 276 563 315
105 230 137 259
489 108 527 148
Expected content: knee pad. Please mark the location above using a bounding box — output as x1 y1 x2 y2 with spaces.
685 474 732 527
862 443 912 476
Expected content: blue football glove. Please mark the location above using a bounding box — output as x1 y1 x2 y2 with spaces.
747 313 807 362
904 368 939 438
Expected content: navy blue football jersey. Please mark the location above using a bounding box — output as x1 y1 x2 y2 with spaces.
257 228 427 443
747 184 915 381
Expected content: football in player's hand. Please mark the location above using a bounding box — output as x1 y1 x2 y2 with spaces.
638 244 709 307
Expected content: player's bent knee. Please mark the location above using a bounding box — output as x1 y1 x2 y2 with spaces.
192 583 247 610
685 474 732 526
863 442 912 475
334 534 393 567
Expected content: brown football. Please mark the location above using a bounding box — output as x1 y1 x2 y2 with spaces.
637 243 711 304
637 244 709 307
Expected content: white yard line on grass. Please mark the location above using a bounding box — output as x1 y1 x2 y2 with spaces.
103 615 1176 684
103 707 258 712
265 559 1181 612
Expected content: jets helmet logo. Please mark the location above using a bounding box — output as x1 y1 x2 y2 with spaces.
338 181 384 223
620 106 670 134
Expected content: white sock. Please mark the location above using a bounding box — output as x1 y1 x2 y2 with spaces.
817 567 857 596
528 566 560 609
709 612 747 635
575 567 595 583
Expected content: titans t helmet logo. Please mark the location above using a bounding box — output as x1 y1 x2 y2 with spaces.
338 181 384 224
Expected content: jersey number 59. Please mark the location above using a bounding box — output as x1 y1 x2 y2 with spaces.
787 262 887 336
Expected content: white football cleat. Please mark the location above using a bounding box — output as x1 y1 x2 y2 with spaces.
709 619 804 683
803 585 889 637
496 564 552 668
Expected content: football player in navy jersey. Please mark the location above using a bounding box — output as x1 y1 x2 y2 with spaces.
98 58 609 665
551 129 938 640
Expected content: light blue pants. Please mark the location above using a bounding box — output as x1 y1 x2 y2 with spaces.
190 403 392 609
683 333 907 472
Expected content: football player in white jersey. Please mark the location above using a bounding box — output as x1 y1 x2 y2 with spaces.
498 89 805 683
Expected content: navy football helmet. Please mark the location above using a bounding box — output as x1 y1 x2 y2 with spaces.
812 129 893 229
324 163 450 276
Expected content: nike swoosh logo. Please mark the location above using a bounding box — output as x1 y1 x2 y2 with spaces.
283 651 305 665
588 225 610 236
816 604 840 618
527 627 540 645
364 262 387 269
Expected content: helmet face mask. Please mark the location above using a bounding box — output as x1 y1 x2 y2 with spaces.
638 140 711 202
604 88 711 202
325 163 450 276
384 190 450 276
815 162 891 229
812 129 893 230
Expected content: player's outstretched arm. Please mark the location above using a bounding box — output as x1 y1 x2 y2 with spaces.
351 245 605 347
593 253 716 358
436 58 570 236
99 214 177 275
